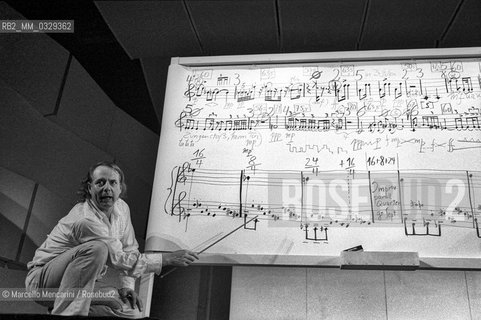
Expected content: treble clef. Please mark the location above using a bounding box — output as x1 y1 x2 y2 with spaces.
172 191 187 222
184 82 196 101
174 105 204 130
174 111 187 130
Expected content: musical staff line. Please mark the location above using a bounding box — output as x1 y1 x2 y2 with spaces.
176 114 481 133
183 76 481 104
165 165 481 232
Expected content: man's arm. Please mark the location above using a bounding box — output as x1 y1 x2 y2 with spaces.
118 203 197 311
118 201 198 287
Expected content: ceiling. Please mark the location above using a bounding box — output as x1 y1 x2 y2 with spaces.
5 0 481 135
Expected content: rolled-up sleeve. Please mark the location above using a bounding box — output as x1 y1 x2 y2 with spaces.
118 211 163 289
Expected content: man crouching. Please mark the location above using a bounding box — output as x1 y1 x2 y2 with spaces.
25 161 198 317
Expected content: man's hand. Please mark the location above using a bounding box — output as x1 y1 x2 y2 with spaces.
162 250 199 267
118 288 143 312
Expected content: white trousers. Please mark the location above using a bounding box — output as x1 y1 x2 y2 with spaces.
25 240 142 318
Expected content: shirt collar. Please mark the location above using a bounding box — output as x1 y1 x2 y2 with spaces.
87 198 119 221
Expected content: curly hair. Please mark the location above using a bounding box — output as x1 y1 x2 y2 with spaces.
77 161 127 202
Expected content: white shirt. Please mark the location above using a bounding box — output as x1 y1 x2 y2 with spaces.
27 198 162 289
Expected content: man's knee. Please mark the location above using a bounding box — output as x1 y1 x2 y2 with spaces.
78 240 108 265
73 219 109 262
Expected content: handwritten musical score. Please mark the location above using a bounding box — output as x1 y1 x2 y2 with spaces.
164 164 478 229
146 52 481 261
176 113 481 133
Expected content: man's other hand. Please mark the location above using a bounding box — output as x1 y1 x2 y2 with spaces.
162 250 199 267
118 288 143 312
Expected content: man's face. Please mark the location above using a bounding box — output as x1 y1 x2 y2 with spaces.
89 166 122 213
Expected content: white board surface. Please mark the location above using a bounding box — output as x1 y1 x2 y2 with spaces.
146 48 481 266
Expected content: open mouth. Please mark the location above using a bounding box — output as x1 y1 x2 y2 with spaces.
100 196 113 202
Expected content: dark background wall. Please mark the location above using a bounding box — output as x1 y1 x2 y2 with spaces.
0 2 232 318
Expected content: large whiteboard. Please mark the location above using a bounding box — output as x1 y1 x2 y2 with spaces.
146 48 481 267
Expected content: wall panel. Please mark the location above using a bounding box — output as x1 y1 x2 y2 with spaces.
384 270 471 320
107 107 158 186
307 268 386 320
0 79 111 202
0 2 69 116
466 271 481 320
54 57 116 151
230 266 306 320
